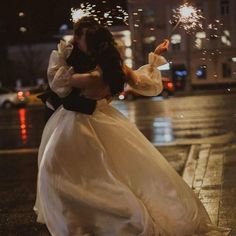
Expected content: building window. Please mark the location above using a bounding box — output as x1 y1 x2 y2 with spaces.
221 30 231 46
220 0 229 15
196 65 207 79
171 34 181 51
222 62 231 78
195 32 206 49
143 36 156 44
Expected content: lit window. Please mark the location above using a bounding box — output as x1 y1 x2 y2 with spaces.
221 0 229 15
195 32 206 49
221 30 231 46
221 36 231 47
171 34 181 51
143 36 156 44
125 59 133 68
124 48 132 58
224 30 230 37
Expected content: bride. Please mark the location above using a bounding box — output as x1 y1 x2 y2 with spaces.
34 16 230 236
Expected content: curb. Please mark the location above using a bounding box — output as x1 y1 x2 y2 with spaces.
0 148 38 155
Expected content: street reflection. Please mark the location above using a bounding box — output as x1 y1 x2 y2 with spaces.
152 117 174 144
18 108 28 144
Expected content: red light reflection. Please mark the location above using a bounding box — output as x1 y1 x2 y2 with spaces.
18 108 28 144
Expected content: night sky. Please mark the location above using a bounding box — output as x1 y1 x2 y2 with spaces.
1 0 128 45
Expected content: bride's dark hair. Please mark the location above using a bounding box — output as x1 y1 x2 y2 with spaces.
71 16 126 95
85 24 126 96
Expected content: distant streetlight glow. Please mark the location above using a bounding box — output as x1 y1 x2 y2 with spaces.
19 12 25 17
19 27 27 32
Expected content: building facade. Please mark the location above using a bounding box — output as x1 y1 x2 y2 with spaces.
128 0 236 89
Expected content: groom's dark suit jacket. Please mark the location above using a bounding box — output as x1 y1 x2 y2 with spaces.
38 45 97 122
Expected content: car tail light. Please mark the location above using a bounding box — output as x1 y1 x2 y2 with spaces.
17 91 25 100
167 82 174 90
25 91 30 96
118 94 125 100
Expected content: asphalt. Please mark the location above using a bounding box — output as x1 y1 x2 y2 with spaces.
0 140 235 235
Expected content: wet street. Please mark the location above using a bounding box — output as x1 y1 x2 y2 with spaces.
0 93 236 149
0 93 236 235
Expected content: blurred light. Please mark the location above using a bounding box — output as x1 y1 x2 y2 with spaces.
59 24 68 32
175 70 187 76
167 82 174 90
221 35 231 46
122 30 131 47
125 58 133 68
19 27 27 32
224 30 230 37
171 34 181 44
144 36 156 44
63 35 73 42
18 109 28 144
158 63 170 71
119 94 125 100
17 91 25 101
196 31 206 39
124 48 132 57
25 91 30 96
18 91 23 97
195 31 206 49
232 57 236 62
19 12 25 17
196 70 203 77
153 117 174 144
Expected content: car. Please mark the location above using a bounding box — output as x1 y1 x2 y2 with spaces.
25 86 46 106
118 77 175 100
0 88 27 109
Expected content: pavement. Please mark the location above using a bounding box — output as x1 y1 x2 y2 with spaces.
0 137 235 235
182 140 236 235
174 87 236 97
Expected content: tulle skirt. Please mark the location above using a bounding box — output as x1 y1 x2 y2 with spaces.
34 99 230 236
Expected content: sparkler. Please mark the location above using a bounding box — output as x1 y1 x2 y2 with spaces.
71 4 96 23
169 2 204 37
71 3 129 26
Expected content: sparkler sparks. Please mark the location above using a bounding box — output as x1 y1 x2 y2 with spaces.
71 3 129 26
170 3 204 34
71 4 96 23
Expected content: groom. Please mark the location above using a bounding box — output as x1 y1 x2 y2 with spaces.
38 17 101 122
38 47 97 122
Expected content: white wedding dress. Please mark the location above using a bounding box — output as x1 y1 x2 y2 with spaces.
34 41 230 236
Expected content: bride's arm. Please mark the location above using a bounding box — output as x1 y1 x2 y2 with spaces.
69 66 103 89
123 39 169 84
123 39 169 96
